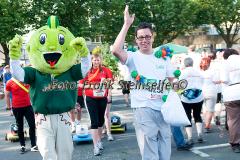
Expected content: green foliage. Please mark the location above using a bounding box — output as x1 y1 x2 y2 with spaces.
130 0 198 45
26 0 91 37
101 44 119 77
196 0 240 48
0 0 30 64
92 0 198 46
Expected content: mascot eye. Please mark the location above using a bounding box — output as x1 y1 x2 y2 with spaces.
58 34 65 45
39 34 47 45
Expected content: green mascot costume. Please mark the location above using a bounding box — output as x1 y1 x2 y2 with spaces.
9 16 91 160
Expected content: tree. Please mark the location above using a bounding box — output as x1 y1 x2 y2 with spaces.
130 0 199 45
91 0 198 46
28 0 92 37
101 44 119 77
196 0 240 48
0 0 29 65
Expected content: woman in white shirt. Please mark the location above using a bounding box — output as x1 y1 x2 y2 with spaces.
221 49 240 153
180 57 204 144
200 57 220 133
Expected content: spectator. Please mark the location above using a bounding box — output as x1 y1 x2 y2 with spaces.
3 65 12 110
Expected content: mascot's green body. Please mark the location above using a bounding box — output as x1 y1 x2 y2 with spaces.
9 16 91 160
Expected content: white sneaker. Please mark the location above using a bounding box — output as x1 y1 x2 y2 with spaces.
71 124 76 133
107 134 114 141
94 146 101 156
97 141 104 150
31 146 38 152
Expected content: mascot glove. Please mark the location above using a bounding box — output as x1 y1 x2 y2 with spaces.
70 37 89 58
9 35 23 60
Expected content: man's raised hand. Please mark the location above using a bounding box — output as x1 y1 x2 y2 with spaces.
124 5 135 27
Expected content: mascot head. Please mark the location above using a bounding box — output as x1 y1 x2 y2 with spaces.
26 16 77 74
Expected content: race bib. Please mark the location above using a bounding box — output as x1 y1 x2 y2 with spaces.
147 93 162 100
93 89 106 97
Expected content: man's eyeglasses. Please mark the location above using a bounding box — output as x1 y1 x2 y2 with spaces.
136 35 152 41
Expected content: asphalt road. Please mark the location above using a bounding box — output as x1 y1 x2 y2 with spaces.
0 92 239 160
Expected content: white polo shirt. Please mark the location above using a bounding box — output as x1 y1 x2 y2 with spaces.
221 55 240 102
125 51 174 111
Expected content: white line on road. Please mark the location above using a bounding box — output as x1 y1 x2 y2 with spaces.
191 143 230 158
191 149 210 157
192 143 230 150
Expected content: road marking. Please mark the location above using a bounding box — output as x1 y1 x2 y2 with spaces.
192 143 230 150
191 149 210 157
191 143 230 158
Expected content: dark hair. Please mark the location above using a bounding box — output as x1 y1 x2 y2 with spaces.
223 48 239 59
200 57 211 71
135 22 154 37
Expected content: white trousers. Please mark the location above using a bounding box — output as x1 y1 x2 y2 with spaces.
36 112 73 160
133 108 171 160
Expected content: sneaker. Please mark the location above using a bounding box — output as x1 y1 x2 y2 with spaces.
31 146 38 152
71 124 76 133
197 135 203 143
187 139 194 145
177 143 193 151
20 146 26 154
93 146 101 156
215 116 221 126
232 145 240 153
107 134 114 141
97 141 104 150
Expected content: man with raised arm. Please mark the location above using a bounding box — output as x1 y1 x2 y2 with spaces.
112 5 175 160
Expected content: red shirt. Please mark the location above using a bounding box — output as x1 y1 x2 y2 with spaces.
84 67 113 98
78 79 84 96
6 79 31 108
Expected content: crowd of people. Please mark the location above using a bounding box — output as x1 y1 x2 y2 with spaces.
1 5 240 160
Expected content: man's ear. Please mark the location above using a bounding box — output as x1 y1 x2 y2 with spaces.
26 44 30 53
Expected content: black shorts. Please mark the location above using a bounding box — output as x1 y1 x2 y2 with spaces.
86 96 107 129
77 96 85 108
121 81 130 94
216 93 222 103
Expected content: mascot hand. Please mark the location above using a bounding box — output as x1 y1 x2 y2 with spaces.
9 35 23 60
70 37 89 58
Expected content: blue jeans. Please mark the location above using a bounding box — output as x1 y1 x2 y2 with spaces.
171 126 186 147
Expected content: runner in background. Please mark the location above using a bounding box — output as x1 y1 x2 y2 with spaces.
70 79 85 133
5 78 38 154
102 86 114 141
118 63 131 107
